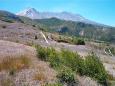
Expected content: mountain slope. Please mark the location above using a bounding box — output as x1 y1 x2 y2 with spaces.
34 18 115 43
0 10 115 43
0 10 115 85
0 10 23 23
17 8 96 24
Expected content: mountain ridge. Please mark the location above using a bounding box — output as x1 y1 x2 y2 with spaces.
0 10 115 43
17 8 100 25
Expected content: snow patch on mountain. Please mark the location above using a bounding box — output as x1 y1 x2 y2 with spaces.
17 8 101 25
17 8 86 21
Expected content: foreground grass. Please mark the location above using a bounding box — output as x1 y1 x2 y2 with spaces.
0 78 15 86
0 55 30 72
35 45 108 85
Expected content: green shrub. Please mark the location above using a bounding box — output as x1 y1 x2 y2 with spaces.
75 57 85 75
48 49 61 68
36 45 48 61
57 67 75 84
60 49 85 75
51 34 85 45
84 54 108 85
36 45 61 68
35 45 108 85
61 49 80 71
76 38 85 45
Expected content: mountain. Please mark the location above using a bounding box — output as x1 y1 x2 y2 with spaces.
17 8 97 24
0 10 115 43
0 9 115 86
17 9 115 43
0 10 23 23
17 8 40 19
34 18 115 43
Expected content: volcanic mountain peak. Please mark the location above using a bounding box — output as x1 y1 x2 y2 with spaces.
17 8 39 19
17 8 86 21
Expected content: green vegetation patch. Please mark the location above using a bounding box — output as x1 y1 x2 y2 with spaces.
50 34 85 45
36 45 108 85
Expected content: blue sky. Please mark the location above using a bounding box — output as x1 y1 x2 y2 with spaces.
0 0 115 26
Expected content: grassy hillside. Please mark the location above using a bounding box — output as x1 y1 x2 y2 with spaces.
0 10 23 23
34 18 115 43
0 10 115 86
18 16 115 43
0 10 115 43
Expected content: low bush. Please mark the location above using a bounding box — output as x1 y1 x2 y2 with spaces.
36 45 61 68
57 67 75 84
76 38 85 45
72 37 85 45
36 45 48 61
84 54 108 85
36 45 108 85
51 35 85 45
48 49 61 68
61 49 80 71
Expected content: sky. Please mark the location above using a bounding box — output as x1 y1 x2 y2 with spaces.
0 0 115 26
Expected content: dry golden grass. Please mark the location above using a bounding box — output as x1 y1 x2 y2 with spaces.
108 74 115 81
34 72 47 82
0 78 14 86
33 63 57 85
0 55 31 71
33 71 48 86
0 40 56 85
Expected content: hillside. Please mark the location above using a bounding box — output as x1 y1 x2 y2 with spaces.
0 40 57 86
0 10 23 23
0 10 115 86
0 10 115 43
34 18 115 43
